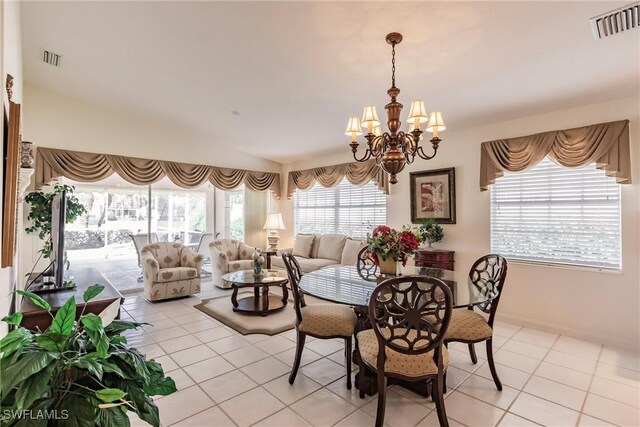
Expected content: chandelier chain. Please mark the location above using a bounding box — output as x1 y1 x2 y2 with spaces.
391 44 396 88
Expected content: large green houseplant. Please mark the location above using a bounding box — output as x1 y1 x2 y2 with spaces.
0 286 176 427
24 184 87 259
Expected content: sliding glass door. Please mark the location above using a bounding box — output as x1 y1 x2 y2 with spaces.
150 179 208 248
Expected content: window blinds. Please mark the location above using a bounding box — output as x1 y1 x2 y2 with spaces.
294 178 387 238
490 158 621 270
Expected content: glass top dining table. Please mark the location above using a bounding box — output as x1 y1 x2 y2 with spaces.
298 265 492 309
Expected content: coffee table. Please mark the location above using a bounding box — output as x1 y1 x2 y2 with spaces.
223 270 289 316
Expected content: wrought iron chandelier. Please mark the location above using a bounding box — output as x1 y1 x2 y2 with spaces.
346 32 446 184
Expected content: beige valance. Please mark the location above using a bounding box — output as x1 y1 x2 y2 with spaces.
287 159 389 199
35 147 281 198
480 120 631 191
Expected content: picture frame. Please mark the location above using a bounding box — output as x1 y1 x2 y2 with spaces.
2 74 20 268
410 167 456 224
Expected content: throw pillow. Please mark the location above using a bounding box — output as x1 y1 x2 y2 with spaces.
341 238 366 265
292 234 315 258
316 234 348 262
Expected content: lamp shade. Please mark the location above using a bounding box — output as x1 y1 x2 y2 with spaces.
373 125 382 136
407 100 428 124
361 105 381 128
426 111 446 132
263 213 286 231
345 117 363 136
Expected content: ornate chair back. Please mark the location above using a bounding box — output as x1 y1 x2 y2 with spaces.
356 247 379 282
468 254 508 326
369 276 452 367
130 233 159 267
282 253 305 324
196 233 214 257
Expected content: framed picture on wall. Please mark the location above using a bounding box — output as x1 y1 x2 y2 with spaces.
2 74 20 268
410 167 456 224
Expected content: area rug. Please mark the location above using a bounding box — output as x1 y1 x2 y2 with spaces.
194 291 295 335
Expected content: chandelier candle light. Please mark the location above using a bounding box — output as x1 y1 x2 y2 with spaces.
346 32 446 184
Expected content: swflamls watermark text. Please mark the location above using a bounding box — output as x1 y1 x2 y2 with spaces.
2 409 69 421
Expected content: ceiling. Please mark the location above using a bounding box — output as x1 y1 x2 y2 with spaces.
21 1 639 164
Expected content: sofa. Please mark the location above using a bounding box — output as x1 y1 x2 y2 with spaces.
209 239 257 288
271 233 366 273
141 242 203 302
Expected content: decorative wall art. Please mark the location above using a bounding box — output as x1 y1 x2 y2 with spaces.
410 168 456 224
2 74 21 267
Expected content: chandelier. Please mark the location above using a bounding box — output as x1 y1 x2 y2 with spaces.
345 32 446 184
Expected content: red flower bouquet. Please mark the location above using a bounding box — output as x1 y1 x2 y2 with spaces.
366 225 421 267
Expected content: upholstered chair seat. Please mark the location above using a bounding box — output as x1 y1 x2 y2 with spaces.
359 277 453 427
445 310 493 341
282 253 356 390
444 254 508 392
357 329 450 378
154 267 199 283
141 242 203 302
299 304 357 337
209 239 256 288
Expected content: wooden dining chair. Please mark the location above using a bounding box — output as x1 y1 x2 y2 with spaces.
357 276 453 427
444 254 508 390
356 247 379 281
281 253 357 389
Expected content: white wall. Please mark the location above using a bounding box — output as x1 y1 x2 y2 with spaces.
275 96 640 350
23 84 280 173
1 0 23 336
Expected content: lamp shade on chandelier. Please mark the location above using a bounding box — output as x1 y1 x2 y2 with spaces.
346 33 446 184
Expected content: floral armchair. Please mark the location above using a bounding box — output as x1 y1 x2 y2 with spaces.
141 242 203 301
209 239 255 288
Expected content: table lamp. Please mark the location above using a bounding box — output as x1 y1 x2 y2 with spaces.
263 213 286 250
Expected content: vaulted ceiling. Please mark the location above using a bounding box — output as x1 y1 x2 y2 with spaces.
21 1 639 164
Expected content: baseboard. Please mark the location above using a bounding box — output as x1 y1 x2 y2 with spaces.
497 312 639 352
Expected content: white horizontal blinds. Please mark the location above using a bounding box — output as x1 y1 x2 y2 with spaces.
294 178 386 238
490 157 621 270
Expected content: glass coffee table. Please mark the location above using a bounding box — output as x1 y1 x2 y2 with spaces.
222 270 289 316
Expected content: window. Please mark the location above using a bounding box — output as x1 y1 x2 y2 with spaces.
224 188 244 241
490 157 621 270
294 178 386 238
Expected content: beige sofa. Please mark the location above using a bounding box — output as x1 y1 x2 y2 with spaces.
271 233 366 273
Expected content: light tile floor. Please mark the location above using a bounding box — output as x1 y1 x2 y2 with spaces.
121 287 640 427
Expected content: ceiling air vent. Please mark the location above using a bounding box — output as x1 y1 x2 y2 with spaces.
42 50 61 67
590 2 639 39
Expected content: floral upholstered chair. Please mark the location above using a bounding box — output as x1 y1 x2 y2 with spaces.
141 242 203 301
209 239 256 288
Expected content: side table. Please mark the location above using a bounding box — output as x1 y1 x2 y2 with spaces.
414 249 455 271
262 250 278 269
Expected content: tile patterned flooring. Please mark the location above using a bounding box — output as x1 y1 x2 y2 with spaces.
121 286 640 427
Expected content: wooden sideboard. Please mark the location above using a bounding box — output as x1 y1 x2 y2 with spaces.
20 268 123 331
414 249 455 271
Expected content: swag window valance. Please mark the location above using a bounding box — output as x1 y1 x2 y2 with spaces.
287 159 389 199
479 120 631 191
35 147 281 198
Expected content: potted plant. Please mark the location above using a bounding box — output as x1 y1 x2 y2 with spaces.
417 218 444 249
366 225 421 275
0 286 176 426
25 184 87 259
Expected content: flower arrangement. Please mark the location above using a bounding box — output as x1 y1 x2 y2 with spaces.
366 225 421 267
252 248 266 276
416 218 444 248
